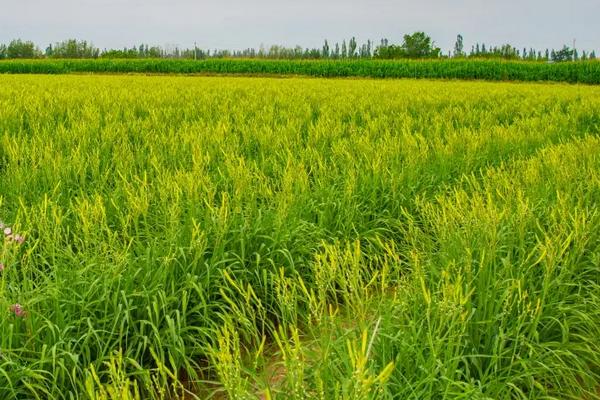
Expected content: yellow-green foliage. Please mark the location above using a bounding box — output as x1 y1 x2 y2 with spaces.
0 75 599 399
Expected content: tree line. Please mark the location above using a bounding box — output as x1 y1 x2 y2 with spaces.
452 35 596 62
0 34 596 62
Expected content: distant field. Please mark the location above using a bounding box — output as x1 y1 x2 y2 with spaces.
1 75 599 399
1 58 600 83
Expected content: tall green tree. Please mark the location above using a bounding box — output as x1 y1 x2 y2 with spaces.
402 32 441 58
6 39 39 58
581 50 588 61
322 40 330 58
453 34 464 57
552 45 574 62
373 42 403 59
51 39 99 58
348 37 357 57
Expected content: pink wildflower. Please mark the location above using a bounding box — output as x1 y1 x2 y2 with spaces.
12 234 25 245
0 263 4 272
3 227 11 236
10 304 25 317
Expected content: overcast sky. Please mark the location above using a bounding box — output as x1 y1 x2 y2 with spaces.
1 0 598 53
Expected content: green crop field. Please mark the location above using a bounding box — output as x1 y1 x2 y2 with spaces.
1 58 600 84
1 74 599 399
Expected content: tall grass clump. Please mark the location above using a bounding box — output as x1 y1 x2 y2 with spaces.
0 75 599 399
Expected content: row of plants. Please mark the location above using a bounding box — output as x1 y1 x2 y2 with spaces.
0 58 599 83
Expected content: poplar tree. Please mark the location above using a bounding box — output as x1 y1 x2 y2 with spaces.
348 37 357 58
322 40 330 58
453 34 464 57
